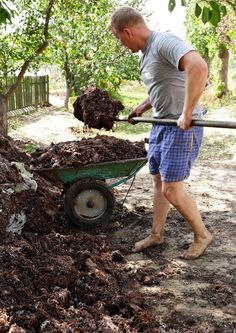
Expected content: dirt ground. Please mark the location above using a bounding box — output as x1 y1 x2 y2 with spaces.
6 105 236 333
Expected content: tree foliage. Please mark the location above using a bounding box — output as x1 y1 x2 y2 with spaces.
169 0 236 26
0 0 145 110
185 0 236 97
0 0 55 96
44 0 144 107
0 1 14 24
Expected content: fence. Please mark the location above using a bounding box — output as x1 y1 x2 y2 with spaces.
5 75 49 112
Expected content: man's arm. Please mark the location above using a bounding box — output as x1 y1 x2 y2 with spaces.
178 51 208 130
128 96 152 121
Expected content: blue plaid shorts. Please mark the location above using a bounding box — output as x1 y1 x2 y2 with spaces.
148 125 203 182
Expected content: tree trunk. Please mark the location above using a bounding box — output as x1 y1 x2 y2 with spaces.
0 94 8 137
218 46 229 98
64 80 72 109
63 55 75 109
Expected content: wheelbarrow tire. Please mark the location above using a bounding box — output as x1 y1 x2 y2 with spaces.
64 179 115 228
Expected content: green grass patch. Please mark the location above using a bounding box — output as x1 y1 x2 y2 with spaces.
199 134 236 161
22 142 37 153
113 121 151 138
113 82 151 137
201 89 236 116
119 82 147 114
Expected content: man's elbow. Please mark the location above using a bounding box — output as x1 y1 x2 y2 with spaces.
199 59 208 80
189 59 208 86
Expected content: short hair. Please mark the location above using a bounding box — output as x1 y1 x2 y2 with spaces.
108 6 145 33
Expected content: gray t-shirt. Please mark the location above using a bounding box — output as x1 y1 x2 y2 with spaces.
139 31 201 119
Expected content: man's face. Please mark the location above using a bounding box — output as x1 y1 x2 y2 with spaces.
111 27 139 53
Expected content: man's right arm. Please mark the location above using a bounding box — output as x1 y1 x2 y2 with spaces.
128 96 152 120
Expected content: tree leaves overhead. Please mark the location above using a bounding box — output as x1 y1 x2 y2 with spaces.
0 0 145 97
0 0 56 92
209 6 221 26
202 6 211 24
185 0 236 97
195 3 202 17
0 1 14 24
45 0 144 96
168 0 176 12
220 5 227 16
168 0 236 26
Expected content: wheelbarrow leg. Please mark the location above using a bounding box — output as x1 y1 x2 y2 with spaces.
121 175 136 205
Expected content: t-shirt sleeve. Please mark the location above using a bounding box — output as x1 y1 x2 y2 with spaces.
156 33 194 69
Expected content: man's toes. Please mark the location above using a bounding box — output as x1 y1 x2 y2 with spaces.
132 242 143 253
182 252 199 260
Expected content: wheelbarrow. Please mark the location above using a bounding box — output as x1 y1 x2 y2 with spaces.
35 158 147 228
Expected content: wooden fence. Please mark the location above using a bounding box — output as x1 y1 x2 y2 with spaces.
5 75 49 112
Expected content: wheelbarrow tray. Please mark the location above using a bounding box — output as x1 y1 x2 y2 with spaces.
34 158 147 187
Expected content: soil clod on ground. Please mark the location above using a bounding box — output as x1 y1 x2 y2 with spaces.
73 85 124 130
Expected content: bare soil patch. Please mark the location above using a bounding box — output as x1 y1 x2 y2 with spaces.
9 107 79 146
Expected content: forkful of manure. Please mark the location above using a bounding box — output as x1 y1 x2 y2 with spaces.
73 85 124 130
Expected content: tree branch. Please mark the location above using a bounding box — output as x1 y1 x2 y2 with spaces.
5 0 55 99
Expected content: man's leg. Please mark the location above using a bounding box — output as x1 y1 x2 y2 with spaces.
132 174 170 252
162 180 213 259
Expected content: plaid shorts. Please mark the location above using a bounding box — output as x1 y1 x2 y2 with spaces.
148 125 203 182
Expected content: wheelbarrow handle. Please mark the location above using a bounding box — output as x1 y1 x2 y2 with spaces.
116 116 236 129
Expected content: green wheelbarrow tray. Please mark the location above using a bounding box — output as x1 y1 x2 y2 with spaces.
35 158 147 228
35 157 147 187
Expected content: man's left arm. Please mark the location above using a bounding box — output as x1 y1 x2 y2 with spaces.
177 51 208 130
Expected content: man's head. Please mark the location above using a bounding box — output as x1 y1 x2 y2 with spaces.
108 6 151 53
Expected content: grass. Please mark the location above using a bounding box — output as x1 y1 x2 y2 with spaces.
113 120 151 139
22 142 37 153
201 88 236 118
199 134 236 161
119 81 148 112
112 82 151 138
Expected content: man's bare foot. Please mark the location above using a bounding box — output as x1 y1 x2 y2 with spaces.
132 234 164 253
183 232 213 259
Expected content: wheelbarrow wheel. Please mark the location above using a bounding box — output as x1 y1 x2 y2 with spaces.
64 179 115 228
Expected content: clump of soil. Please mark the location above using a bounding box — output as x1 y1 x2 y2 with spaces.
0 135 28 162
73 85 124 130
0 155 23 185
29 135 147 169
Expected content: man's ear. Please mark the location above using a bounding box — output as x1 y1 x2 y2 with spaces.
123 27 132 38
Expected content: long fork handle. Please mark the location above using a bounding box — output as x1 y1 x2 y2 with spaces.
116 116 236 129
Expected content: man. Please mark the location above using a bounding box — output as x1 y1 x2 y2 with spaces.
109 6 213 259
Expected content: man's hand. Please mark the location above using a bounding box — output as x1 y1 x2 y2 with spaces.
177 113 192 130
128 106 144 124
128 97 152 124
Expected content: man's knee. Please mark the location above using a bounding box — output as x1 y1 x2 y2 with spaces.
162 182 183 206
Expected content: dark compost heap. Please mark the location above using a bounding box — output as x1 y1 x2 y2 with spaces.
0 134 159 333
